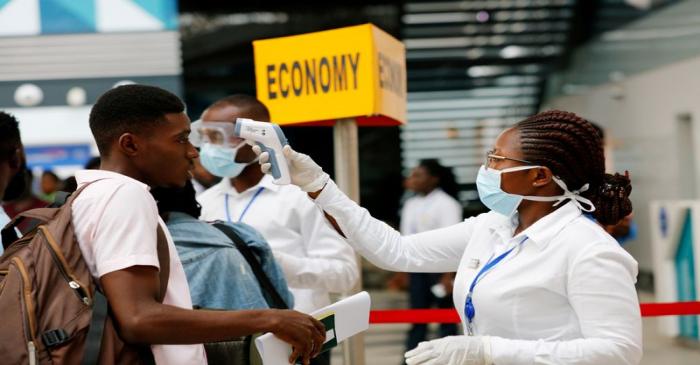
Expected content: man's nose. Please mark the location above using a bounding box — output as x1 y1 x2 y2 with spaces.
188 143 199 159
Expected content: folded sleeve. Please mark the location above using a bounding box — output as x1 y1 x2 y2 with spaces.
90 183 160 278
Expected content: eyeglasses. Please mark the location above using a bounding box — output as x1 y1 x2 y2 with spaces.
485 150 534 167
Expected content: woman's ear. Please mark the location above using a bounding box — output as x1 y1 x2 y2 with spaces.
532 166 553 187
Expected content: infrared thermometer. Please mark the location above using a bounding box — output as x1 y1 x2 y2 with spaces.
234 118 291 185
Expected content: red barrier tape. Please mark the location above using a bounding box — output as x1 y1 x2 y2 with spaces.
369 302 700 324
640 301 700 317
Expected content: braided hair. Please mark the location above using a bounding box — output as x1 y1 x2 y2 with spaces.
514 110 632 225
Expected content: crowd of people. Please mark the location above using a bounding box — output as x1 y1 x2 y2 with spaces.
0 84 641 365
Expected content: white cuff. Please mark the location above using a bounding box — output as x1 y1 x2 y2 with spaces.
301 172 330 193
489 336 535 365
481 336 493 365
313 179 344 210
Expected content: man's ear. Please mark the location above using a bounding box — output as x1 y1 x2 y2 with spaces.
8 148 21 169
8 147 26 172
531 166 553 188
117 133 141 157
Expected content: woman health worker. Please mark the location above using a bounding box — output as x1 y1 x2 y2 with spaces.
256 110 642 365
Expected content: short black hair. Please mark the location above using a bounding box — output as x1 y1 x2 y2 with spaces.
151 180 201 220
209 94 270 122
62 176 78 193
89 84 185 156
0 111 21 162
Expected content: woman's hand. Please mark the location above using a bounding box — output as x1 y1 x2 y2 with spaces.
405 336 492 365
252 144 329 193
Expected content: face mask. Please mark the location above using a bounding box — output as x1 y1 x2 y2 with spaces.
3 166 28 202
199 143 256 178
476 165 595 217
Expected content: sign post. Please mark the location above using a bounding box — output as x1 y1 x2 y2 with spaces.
253 24 407 365
332 117 362 364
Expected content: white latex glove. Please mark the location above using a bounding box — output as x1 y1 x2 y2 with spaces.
404 336 492 365
252 144 329 193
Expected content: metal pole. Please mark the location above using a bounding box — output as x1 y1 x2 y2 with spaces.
333 118 365 365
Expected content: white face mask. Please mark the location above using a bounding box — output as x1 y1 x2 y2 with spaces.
199 143 257 178
476 165 596 217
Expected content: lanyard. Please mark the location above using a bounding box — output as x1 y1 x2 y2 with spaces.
464 236 528 335
225 187 264 223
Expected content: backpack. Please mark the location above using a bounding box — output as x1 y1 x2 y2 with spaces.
0 183 169 365
194 223 289 365
212 222 289 310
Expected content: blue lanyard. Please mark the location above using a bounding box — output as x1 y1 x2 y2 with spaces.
464 236 528 335
225 187 264 223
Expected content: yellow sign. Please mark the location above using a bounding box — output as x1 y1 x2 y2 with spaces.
253 24 406 126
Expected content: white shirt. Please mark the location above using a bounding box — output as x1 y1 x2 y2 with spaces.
72 170 207 365
315 180 642 365
198 174 359 313
400 188 462 235
0 205 10 255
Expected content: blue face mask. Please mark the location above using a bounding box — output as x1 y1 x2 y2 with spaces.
476 165 596 217
199 143 251 178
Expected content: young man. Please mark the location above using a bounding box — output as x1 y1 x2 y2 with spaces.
0 111 27 254
196 95 359 365
71 85 325 365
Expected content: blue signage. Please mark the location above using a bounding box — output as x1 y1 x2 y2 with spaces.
25 144 92 169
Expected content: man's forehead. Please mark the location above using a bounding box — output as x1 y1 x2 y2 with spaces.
162 112 191 129
202 103 269 123
201 104 245 122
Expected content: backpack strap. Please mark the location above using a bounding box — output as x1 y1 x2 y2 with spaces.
155 225 169 302
94 225 171 365
2 182 96 249
212 223 289 310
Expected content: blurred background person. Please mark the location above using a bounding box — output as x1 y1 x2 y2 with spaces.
39 170 60 203
0 111 26 253
400 159 462 357
606 212 637 246
2 167 47 232
62 157 101 193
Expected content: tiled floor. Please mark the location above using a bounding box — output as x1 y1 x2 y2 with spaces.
331 290 700 365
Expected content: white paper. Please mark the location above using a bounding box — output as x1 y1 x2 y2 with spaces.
255 291 371 365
